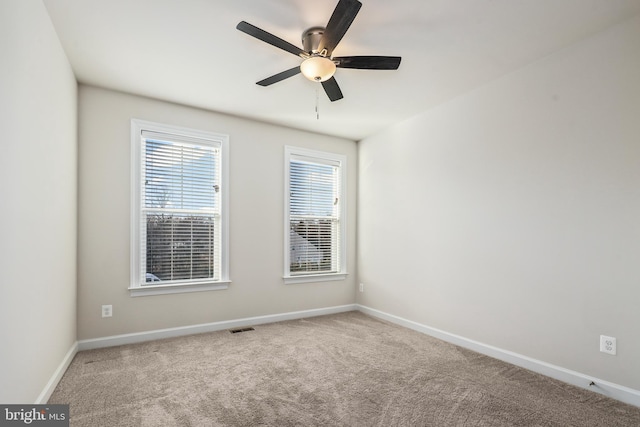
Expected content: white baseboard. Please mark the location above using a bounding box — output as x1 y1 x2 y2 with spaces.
78 304 357 351
357 304 640 408
36 341 78 404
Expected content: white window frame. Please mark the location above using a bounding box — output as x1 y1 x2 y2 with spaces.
130 119 230 297
284 146 347 284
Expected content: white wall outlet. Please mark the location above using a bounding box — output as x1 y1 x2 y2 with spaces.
359 283 364 292
600 335 616 355
102 305 113 318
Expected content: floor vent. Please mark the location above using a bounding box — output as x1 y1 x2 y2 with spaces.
229 327 255 334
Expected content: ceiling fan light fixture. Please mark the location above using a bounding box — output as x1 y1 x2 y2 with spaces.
237 0 400 102
300 56 336 82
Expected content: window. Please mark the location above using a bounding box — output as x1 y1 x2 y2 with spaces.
130 119 229 296
284 146 347 283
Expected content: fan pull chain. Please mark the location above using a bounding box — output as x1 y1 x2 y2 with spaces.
315 84 320 120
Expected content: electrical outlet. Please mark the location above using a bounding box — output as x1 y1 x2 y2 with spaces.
102 305 113 318
600 335 616 355
359 283 364 292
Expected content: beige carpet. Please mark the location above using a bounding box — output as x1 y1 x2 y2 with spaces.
49 311 640 426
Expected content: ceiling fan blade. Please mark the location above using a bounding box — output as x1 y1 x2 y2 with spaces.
318 0 362 56
236 21 306 58
321 77 344 102
335 56 401 70
256 67 301 86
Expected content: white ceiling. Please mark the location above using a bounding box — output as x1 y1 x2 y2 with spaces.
43 0 640 141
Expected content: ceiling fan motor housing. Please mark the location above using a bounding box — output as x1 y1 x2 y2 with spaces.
302 27 326 54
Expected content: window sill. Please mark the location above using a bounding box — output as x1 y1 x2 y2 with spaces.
283 273 348 285
129 280 230 297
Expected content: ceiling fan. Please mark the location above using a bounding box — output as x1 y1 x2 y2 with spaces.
236 0 401 102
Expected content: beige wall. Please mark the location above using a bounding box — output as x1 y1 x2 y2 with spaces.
358 14 640 390
0 0 78 403
77 86 357 340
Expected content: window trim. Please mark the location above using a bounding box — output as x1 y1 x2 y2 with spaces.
283 146 348 284
130 119 230 297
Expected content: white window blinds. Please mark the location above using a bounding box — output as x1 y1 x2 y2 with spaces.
286 149 345 278
140 132 221 284
131 120 228 293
